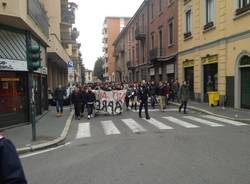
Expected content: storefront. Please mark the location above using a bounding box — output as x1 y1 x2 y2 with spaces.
0 26 48 128
202 55 218 102
183 60 194 100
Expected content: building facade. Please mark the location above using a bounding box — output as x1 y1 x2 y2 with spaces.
113 0 178 83
178 0 250 108
0 0 49 127
148 0 178 82
84 69 93 83
102 17 130 81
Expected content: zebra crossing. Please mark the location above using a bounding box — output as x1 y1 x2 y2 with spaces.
75 115 248 140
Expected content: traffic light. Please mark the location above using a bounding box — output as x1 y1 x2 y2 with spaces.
28 45 41 71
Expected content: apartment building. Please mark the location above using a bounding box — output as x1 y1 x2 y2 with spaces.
84 69 93 83
114 0 178 82
0 0 50 127
102 17 130 81
178 0 250 109
148 0 178 81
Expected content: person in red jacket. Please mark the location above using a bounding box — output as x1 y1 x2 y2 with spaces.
0 135 27 184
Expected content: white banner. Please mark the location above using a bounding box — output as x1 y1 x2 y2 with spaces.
94 90 126 115
68 61 75 83
0 58 27 71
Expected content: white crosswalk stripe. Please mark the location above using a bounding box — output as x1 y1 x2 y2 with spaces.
201 115 248 126
183 116 224 127
144 118 173 130
76 123 91 139
163 116 199 128
101 120 121 135
122 119 147 133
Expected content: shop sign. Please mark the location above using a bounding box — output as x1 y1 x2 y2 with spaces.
68 61 75 83
183 60 194 68
166 64 175 74
0 58 27 71
202 55 218 65
150 68 155 76
34 67 48 75
0 78 20 82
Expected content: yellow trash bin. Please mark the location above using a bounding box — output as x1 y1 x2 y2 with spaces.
208 91 219 106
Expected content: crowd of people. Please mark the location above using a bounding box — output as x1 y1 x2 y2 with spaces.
51 79 190 120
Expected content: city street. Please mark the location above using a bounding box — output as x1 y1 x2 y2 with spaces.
21 106 250 184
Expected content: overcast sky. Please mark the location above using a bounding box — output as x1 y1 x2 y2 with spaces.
71 0 144 70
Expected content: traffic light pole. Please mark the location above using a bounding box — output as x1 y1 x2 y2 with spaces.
28 72 36 141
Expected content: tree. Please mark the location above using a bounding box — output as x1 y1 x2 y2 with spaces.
93 57 105 81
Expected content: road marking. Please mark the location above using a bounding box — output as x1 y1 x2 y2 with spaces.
183 116 224 127
163 116 199 128
201 115 248 126
76 123 91 139
144 118 173 130
20 142 70 159
101 120 121 135
131 108 179 112
122 119 147 133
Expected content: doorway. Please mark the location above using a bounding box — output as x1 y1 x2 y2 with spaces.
184 66 194 100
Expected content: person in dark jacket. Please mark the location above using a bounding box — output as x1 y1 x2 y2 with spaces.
150 81 157 109
0 135 27 184
80 87 87 117
86 87 96 119
53 84 66 117
138 81 150 120
179 81 190 114
71 87 82 120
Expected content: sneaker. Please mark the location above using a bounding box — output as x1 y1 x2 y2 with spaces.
60 112 63 116
77 116 81 120
146 116 150 120
87 115 90 119
56 113 60 117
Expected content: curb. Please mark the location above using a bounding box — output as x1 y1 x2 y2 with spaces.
169 102 250 122
17 110 75 154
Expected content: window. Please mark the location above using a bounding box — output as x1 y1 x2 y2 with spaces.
151 3 154 20
159 0 163 12
184 9 192 39
236 0 250 15
168 20 174 46
151 33 155 49
159 29 163 56
204 0 215 29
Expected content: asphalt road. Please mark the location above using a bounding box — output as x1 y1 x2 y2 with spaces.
21 106 250 184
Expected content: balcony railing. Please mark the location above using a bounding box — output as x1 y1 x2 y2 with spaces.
149 48 166 61
135 26 146 41
236 3 250 16
27 0 49 36
61 2 77 25
61 28 79 44
127 61 135 70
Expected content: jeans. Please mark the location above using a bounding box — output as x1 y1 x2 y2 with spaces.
139 100 149 118
74 103 81 118
179 101 187 113
56 100 63 113
151 95 157 109
87 104 94 116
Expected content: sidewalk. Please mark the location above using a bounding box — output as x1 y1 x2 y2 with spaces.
170 101 250 122
2 106 74 154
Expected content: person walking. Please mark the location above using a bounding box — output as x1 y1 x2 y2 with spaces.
71 87 82 120
80 86 87 117
179 81 190 114
0 135 27 184
54 84 66 117
150 81 157 109
158 82 166 112
138 81 150 120
86 87 96 120
131 83 138 111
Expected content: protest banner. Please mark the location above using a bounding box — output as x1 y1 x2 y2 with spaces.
94 90 126 115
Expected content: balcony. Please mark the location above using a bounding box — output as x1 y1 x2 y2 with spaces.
236 3 250 16
61 2 77 25
61 28 79 45
149 48 166 62
27 0 49 36
127 61 135 70
135 26 146 41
